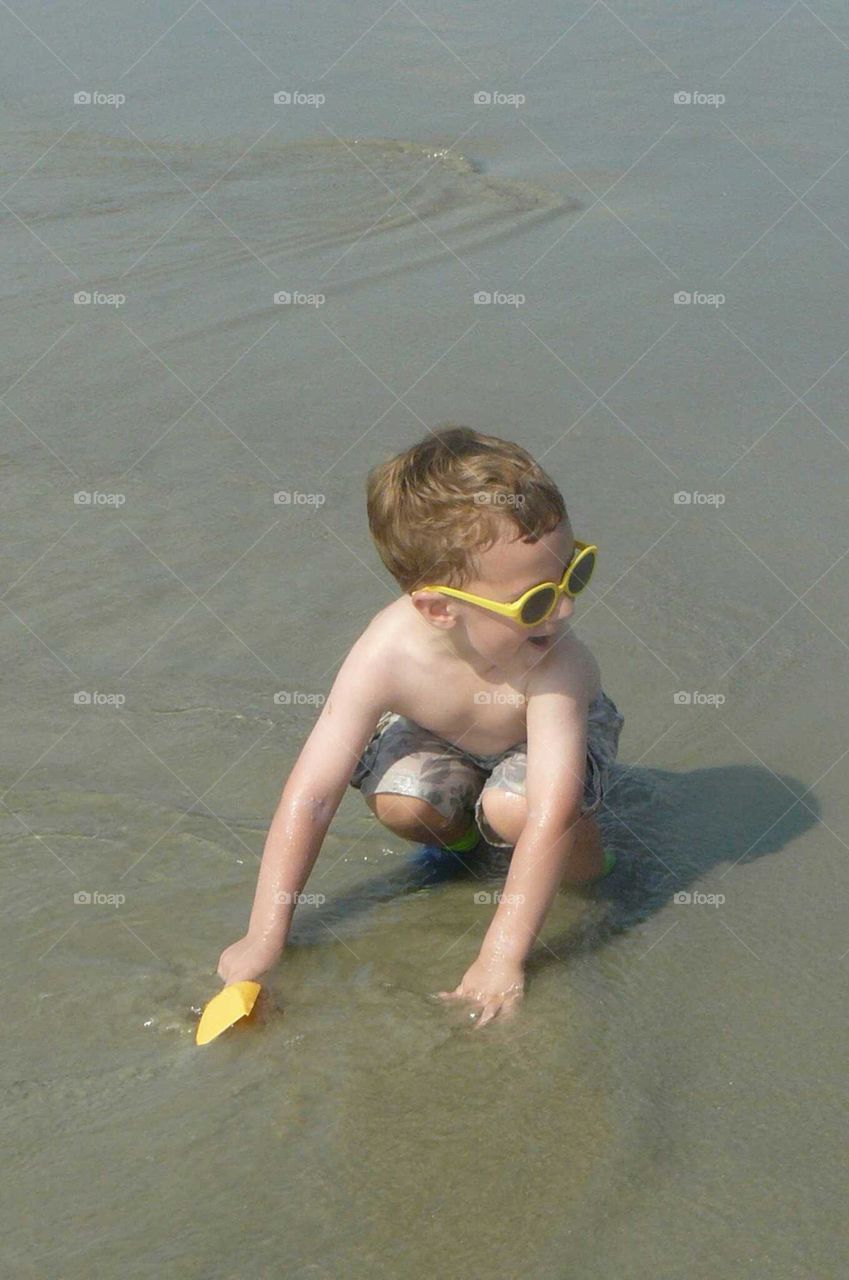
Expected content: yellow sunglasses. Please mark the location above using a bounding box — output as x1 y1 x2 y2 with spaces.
416 540 598 628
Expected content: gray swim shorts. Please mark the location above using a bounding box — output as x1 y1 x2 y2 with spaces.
349 689 624 849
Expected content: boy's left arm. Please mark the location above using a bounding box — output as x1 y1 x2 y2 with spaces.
438 659 592 1027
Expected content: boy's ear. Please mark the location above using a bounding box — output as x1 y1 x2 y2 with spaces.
410 590 457 628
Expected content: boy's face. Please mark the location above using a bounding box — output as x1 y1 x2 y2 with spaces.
412 517 580 672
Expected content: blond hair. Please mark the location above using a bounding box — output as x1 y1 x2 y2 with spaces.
366 426 567 592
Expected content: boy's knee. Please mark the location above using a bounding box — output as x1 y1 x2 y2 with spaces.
366 791 457 840
479 789 527 846
480 790 593 847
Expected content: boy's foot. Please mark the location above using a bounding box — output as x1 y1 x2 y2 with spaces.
564 846 618 888
592 848 617 881
442 821 482 854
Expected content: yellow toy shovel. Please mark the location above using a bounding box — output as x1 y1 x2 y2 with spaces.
196 981 261 1045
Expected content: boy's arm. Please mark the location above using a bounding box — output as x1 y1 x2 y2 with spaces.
440 655 592 1023
217 629 391 983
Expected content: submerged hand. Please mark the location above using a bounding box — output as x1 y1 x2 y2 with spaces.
437 954 525 1029
217 932 281 984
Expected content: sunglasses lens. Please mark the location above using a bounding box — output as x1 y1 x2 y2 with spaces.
567 550 595 595
521 587 556 625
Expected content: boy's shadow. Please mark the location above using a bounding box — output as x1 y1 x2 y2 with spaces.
294 763 819 969
526 760 818 972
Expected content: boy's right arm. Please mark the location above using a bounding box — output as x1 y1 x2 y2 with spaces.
217 629 392 984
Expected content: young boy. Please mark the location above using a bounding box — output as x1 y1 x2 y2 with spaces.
217 427 624 1027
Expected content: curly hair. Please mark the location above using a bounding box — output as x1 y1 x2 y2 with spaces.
366 425 567 592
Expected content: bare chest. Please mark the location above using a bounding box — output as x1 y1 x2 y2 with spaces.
372 598 599 757
390 656 530 756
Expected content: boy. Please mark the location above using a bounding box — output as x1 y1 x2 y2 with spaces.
218 427 624 1027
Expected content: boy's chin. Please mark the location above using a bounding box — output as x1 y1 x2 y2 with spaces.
488 640 537 667
525 634 554 653
467 638 520 667
463 629 530 667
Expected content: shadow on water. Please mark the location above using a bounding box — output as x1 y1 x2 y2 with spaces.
290 763 820 971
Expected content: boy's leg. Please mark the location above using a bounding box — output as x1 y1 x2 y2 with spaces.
477 789 611 884
561 812 610 885
353 716 487 849
475 690 624 882
364 791 475 848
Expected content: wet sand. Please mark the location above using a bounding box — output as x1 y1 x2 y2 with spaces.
3 2 849 1276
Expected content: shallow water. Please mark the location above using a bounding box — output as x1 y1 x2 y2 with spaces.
3 1 849 1276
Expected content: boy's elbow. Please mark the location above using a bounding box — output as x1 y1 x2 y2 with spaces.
278 773 339 822
526 794 584 837
286 789 336 821
528 757 586 827
280 749 349 815
307 793 337 822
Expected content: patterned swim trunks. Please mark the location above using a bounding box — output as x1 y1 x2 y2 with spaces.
349 688 624 849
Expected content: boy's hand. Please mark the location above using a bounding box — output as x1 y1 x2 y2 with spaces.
217 932 281 985
436 954 525 1029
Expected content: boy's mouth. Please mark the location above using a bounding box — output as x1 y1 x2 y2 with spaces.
526 623 568 650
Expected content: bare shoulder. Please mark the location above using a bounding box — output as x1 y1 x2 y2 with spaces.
326 599 406 707
286 603 407 804
523 631 601 708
